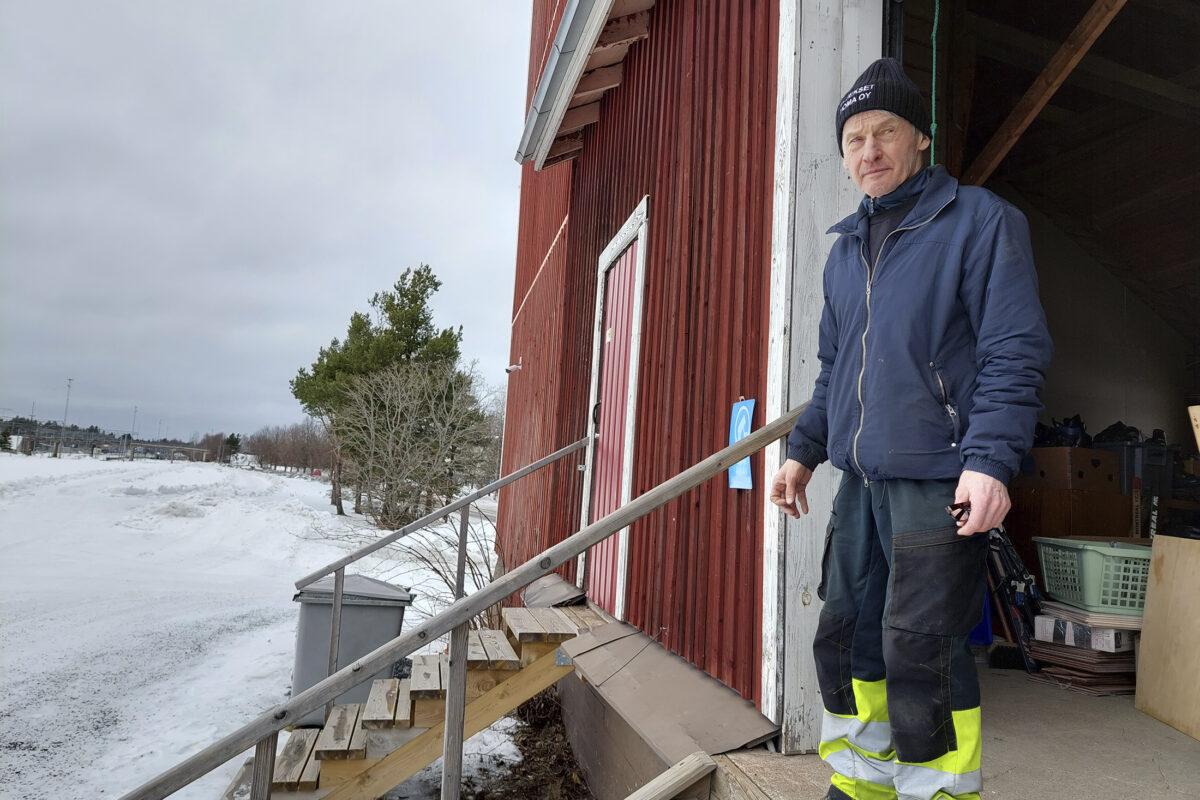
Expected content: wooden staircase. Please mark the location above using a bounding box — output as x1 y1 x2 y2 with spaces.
221 605 606 799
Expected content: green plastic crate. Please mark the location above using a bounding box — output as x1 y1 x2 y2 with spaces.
1033 537 1152 616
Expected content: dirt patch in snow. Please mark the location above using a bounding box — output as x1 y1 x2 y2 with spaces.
466 689 593 800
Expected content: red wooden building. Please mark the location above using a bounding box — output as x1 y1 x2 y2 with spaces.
497 0 1199 789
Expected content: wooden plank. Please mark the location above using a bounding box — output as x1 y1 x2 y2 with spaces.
556 606 588 632
962 0 1128 186
271 728 318 791
465 630 489 668
559 102 601 136
412 698 446 728
709 755 772 800
573 63 623 97
394 678 412 728
465 669 509 700
409 654 443 698
347 705 368 760
319 758 380 789
519 640 559 669
362 679 399 730
1135 535 1200 739
320 649 575 800
593 11 650 56
297 738 321 791
503 607 546 642
477 629 520 670
314 704 361 761
574 606 608 629
219 758 254 800
624 751 717 800
527 607 578 642
547 133 584 161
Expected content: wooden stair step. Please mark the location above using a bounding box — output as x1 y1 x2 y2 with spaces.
475 629 520 670
271 727 321 791
409 653 447 699
502 606 578 643
362 678 413 730
557 604 607 632
314 703 367 760
317 648 575 800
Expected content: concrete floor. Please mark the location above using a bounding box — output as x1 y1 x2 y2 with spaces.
723 665 1200 799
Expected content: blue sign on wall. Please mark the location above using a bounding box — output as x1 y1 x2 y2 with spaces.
728 399 755 490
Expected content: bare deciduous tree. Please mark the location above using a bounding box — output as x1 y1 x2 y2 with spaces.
333 361 493 529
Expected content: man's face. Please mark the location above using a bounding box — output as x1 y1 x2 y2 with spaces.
841 110 931 198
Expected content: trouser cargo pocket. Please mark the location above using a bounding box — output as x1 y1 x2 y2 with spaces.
887 526 988 637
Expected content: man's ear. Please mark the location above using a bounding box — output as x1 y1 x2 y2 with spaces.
916 132 931 152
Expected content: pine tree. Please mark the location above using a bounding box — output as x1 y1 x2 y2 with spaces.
291 265 463 516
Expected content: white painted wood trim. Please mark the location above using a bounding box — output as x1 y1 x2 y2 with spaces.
773 0 884 755
577 195 651 624
533 0 617 170
761 0 801 729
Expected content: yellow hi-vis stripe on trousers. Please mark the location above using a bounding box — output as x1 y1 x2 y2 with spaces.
820 679 897 800
894 707 982 800
820 681 983 800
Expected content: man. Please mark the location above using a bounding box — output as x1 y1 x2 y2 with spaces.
770 58 1052 800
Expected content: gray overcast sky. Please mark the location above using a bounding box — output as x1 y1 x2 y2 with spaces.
0 0 532 440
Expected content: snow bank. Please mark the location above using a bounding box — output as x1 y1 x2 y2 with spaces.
0 454 517 799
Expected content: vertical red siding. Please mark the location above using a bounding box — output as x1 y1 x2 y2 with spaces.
500 0 778 704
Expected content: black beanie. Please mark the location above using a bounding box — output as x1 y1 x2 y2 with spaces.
835 58 931 154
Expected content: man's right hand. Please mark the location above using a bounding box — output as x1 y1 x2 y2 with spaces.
769 459 814 518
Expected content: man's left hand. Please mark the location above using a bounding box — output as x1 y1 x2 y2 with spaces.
953 470 1011 536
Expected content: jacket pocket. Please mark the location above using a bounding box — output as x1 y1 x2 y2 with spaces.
930 364 962 445
887 525 988 636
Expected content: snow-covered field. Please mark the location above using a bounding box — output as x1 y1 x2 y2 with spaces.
0 454 516 799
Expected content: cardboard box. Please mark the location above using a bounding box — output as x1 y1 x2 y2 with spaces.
1011 447 1121 493
1004 488 1134 587
1034 614 1136 652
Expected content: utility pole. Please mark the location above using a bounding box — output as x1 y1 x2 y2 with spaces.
56 378 73 457
130 405 138 457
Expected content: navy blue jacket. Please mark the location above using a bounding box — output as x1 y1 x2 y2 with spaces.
787 166 1052 485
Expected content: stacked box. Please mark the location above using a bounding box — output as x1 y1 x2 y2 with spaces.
1034 615 1135 653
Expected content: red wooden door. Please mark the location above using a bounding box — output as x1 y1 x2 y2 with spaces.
588 241 638 615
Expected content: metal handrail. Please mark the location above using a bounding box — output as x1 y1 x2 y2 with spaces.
117 403 806 800
296 436 590 590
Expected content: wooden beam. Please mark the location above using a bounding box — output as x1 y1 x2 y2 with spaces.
574 63 624 98
559 102 601 135
594 11 650 56
320 649 574 800
541 149 582 169
623 752 717 800
963 0 1128 186
546 133 584 162
969 14 1200 116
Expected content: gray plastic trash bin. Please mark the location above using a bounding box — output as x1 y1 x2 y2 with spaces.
292 574 414 726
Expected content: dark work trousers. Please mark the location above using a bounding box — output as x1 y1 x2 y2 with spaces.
815 471 988 800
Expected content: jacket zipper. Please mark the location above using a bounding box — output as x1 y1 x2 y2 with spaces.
849 196 956 485
932 365 961 446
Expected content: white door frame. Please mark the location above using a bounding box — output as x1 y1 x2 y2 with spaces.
576 195 650 623
763 0 883 752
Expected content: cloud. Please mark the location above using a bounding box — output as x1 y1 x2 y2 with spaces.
1 0 530 437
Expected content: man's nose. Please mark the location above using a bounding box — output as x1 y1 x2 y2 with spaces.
861 136 881 160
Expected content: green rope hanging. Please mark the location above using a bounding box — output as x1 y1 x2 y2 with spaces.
930 0 941 164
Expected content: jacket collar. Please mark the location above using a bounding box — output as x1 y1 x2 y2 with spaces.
827 164 959 238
